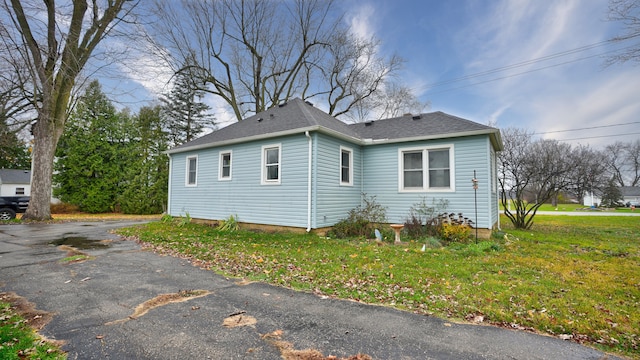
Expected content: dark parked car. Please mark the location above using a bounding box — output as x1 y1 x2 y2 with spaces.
0 196 30 220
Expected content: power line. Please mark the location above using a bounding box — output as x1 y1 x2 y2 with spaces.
534 121 640 135
424 39 619 88
422 35 640 94
422 47 630 95
554 132 640 142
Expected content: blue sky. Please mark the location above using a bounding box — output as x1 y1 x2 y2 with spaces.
107 0 640 149
338 0 640 148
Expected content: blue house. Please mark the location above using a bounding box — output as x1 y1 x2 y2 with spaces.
166 98 503 235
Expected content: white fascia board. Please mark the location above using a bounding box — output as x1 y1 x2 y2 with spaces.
165 126 362 155
165 127 502 155
361 129 503 150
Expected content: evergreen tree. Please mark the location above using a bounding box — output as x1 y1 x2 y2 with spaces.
600 179 623 207
161 65 215 145
54 80 134 213
119 105 169 214
0 120 30 169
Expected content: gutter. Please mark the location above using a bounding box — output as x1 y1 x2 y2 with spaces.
305 131 312 232
166 156 173 215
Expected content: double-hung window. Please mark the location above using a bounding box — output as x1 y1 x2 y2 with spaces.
219 151 232 180
186 155 198 186
399 145 454 192
340 146 353 186
261 144 281 185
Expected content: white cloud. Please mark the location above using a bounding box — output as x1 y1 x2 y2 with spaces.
347 3 377 40
115 42 174 96
531 69 640 145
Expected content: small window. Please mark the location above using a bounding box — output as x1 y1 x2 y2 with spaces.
186 155 198 186
340 146 353 186
261 144 281 185
399 145 454 192
219 151 232 180
15 187 25 195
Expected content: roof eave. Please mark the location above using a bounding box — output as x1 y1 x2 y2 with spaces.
362 129 503 150
166 127 503 155
165 126 362 155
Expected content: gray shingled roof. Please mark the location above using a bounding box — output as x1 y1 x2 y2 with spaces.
621 186 640 197
0 169 31 184
167 98 502 154
350 112 498 142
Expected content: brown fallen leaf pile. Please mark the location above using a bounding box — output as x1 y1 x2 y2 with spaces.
105 289 210 325
261 330 372 360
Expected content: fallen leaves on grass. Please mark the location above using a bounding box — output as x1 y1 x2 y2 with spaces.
0 292 54 331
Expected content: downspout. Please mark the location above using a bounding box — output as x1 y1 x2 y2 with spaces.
305 131 312 232
166 155 173 215
494 150 501 231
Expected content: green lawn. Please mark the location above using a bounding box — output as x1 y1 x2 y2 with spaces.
500 202 637 212
0 300 66 360
118 215 640 358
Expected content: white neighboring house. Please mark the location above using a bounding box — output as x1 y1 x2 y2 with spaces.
0 169 31 197
584 186 640 207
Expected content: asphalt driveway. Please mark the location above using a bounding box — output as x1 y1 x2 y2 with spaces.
0 222 621 360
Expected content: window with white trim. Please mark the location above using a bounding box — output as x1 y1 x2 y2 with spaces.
261 144 281 184
186 155 198 186
340 146 353 186
219 151 232 180
399 145 454 191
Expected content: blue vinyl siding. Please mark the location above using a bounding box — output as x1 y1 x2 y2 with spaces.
362 135 494 229
313 133 362 228
168 132 499 230
168 134 310 227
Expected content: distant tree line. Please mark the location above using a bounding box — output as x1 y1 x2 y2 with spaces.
498 128 639 229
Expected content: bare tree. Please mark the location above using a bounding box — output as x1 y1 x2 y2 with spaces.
607 0 640 65
148 0 405 122
566 144 608 204
603 140 640 187
344 82 429 123
2 0 137 220
498 129 575 229
604 142 628 186
625 139 640 186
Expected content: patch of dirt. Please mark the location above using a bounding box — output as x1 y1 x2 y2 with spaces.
0 292 65 347
1 292 53 330
105 289 210 325
235 279 255 286
261 329 372 360
222 311 257 328
56 244 96 264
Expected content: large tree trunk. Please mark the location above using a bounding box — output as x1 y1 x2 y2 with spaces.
5 0 133 221
23 116 63 220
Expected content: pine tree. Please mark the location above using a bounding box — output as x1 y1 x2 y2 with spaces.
54 80 134 213
161 66 215 146
0 120 30 169
119 105 169 214
600 179 623 207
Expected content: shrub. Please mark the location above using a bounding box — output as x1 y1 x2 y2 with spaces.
439 223 472 244
217 214 239 232
403 197 449 239
328 194 387 239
